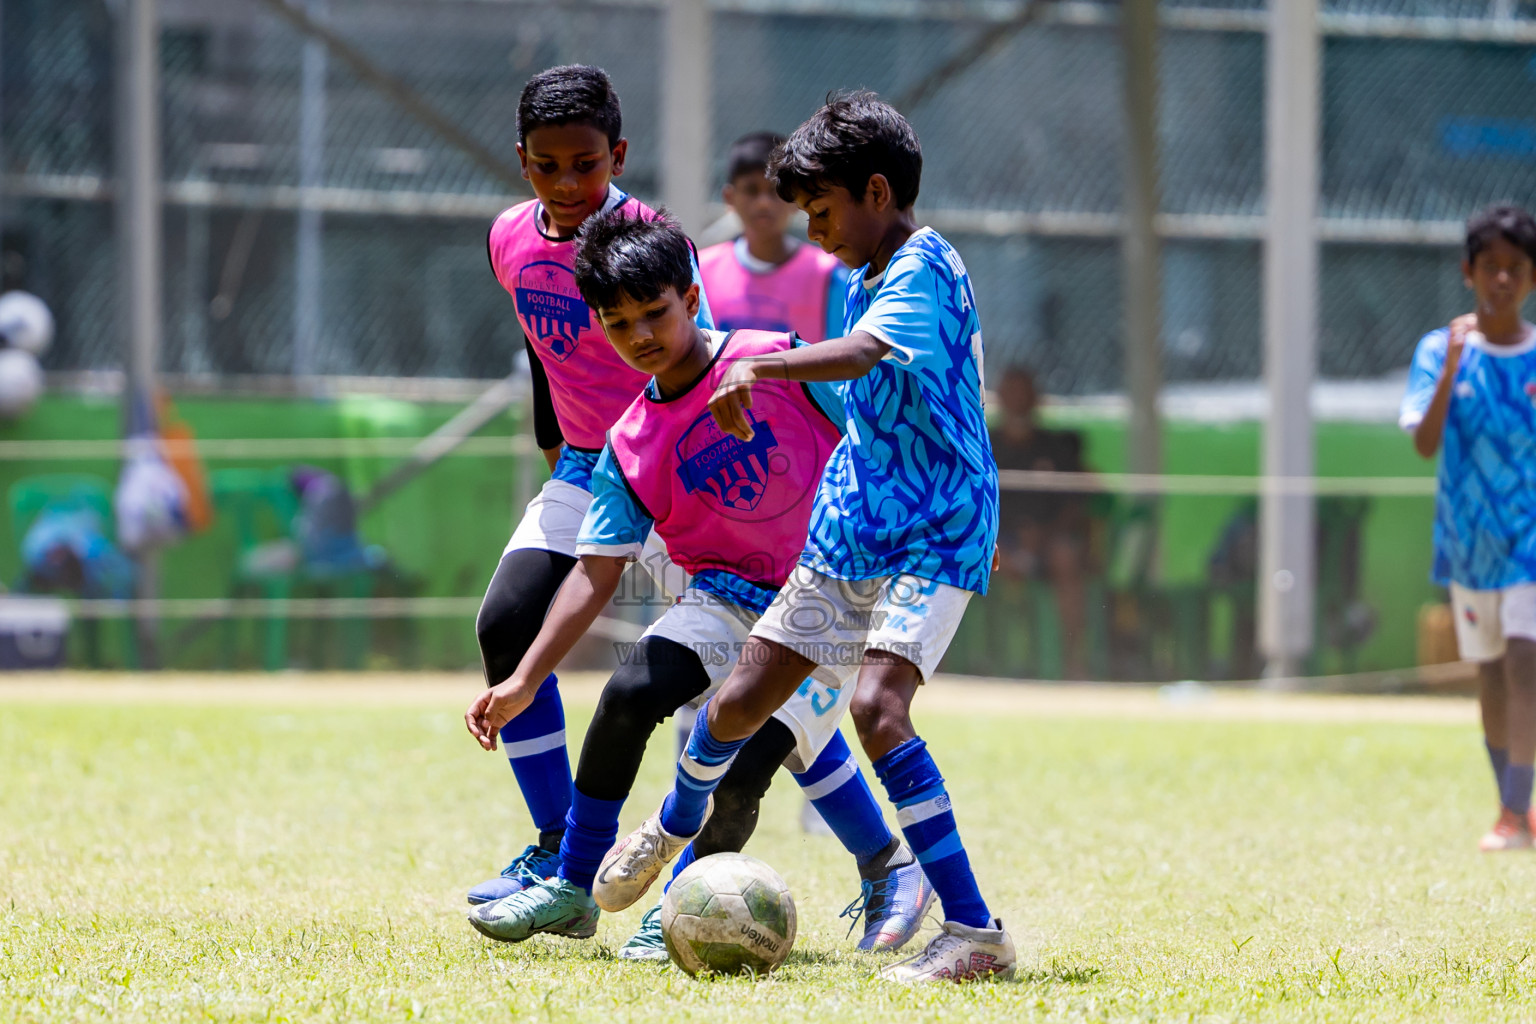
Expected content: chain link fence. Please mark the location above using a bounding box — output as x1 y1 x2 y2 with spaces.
3 0 1532 678
4 0 1536 391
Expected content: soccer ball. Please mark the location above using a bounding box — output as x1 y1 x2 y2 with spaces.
0 348 44 420
661 852 796 977
0 291 54 356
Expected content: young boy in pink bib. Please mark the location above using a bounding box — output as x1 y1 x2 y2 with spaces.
464 210 933 956
470 65 713 907
700 131 849 343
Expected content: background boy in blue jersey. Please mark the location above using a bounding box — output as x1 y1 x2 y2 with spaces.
595 93 1015 983
1401 205 1536 852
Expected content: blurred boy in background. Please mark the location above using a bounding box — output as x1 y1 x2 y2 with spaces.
699 131 849 342
1401 204 1536 852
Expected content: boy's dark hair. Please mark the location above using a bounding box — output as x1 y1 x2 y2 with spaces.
1465 204 1536 266
726 131 785 183
768 91 922 209
574 208 694 312
517 65 623 147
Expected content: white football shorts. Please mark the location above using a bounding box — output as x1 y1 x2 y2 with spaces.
643 587 856 772
1449 582 1536 663
751 564 973 688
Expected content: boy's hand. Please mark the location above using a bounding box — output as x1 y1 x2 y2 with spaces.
710 360 760 442
1447 313 1478 365
464 677 540 751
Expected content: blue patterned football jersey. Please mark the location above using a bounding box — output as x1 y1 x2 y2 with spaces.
1400 325 1536 589
801 227 999 594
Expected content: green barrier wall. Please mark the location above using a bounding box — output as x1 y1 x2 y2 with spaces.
0 392 525 670
1035 408 1438 676
0 393 1439 676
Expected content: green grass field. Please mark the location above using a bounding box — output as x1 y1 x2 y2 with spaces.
2 675 1534 1023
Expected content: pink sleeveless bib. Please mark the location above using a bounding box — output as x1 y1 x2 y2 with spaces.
609 330 841 588
699 241 841 342
488 195 655 449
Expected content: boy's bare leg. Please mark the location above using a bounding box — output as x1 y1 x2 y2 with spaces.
1505 641 1536 767
706 637 821 741
850 648 923 760
594 638 823 911
1482 642 1536 851
1480 656 1509 775
849 648 1013 980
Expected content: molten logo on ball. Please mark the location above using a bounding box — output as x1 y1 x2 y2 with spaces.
660 852 796 977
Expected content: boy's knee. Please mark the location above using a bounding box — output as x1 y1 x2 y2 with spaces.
597 653 682 731
851 684 908 746
709 691 758 738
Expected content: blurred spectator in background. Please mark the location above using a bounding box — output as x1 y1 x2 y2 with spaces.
291 467 378 574
20 505 135 600
990 366 1091 678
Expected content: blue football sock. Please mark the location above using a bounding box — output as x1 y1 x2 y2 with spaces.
659 703 747 837
793 729 894 864
1486 746 1511 798
665 843 699 893
1487 741 1510 803
1504 762 1535 816
873 737 991 929
499 673 572 835
557 787 624 893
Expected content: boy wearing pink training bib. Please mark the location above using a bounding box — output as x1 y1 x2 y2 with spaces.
469 65 714 909
700 131 850 343
464 211 934 957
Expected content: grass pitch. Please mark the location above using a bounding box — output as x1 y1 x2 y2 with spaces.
2 674 1534 1023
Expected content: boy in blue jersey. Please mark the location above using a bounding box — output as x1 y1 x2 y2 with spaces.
1402 204 1536 852
596 93 1015 983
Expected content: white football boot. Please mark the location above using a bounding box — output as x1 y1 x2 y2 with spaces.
879 917 1016 983
592 796 711 912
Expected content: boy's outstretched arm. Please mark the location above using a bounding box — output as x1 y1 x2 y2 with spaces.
464 554 628 749
1412 313 1473 459
710 331 889 441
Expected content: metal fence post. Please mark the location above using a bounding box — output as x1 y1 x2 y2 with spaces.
1260 0 1321 681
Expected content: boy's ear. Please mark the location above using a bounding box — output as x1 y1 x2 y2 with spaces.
1461 258 1474 288
722 182 737 207
610 138 629 177
516 142 529 181
684 282 700 318
867 173 893 212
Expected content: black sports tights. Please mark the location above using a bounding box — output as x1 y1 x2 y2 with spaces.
476 547 577 686
574 634 797 857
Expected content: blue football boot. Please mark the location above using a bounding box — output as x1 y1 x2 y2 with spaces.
840 839 935 952
466 843 561 906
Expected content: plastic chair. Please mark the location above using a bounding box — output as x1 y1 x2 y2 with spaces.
211 468 301 671
211 467 382 671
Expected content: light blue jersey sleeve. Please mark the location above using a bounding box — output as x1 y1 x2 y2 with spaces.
692 250 715 330
824 264 852 341
851 251 954 377
575 443 655 559
1400 328 1448 432
791 338 849 428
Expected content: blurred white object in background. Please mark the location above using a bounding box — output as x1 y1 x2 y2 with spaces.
0 291 56 356
0 347 45 420
0 595 70 670
115 446 190 553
